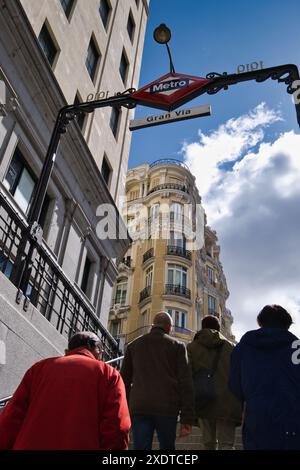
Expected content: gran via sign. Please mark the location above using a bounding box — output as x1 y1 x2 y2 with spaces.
129 104 211 131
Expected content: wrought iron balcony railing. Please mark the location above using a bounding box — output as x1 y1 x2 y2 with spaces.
147 183 188 196
143 247 154 263
139 286 151 303
165 284 191 299
121 256 131 268
0 190 120 361
167 245 192 260
149 158 189 171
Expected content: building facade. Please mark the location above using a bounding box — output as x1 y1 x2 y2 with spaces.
108 160 234 350
0 0 149 397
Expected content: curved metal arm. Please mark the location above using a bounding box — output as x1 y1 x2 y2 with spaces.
169 64 300 127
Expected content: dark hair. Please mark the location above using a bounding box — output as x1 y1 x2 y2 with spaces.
202 315 220 331
68 331 101 351
257 305 293 329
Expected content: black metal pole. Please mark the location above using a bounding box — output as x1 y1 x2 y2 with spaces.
166 43 175 74
27 109 65 224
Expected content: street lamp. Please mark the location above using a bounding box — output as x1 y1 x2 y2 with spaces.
153 23 175 74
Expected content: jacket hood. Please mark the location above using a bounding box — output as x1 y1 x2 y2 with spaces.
192 328 228 349
239 328 298 350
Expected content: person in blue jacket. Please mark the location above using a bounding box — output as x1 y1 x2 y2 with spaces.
229 304 300 450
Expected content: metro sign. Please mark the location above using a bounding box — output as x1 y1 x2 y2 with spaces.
131 72 212 111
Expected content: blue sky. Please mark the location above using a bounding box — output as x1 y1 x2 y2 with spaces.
128 0 300 339
130 0 300 167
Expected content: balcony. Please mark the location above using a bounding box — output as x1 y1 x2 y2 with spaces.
147 183 188 196
165 284 191 299
121 256 131 268
139 286 151 303
167 245 191 260
149 158 189 170
143 248 154 264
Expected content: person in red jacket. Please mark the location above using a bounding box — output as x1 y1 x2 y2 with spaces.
0 331 130 450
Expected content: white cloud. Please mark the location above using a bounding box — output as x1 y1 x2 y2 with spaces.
183 104 300 340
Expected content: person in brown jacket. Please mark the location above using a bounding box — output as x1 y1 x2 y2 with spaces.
120 311 195 450
187 316 242 450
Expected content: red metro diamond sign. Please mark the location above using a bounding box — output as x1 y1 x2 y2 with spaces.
131 72 212 111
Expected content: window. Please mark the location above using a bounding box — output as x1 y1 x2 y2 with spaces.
145 266 153 288
208 295 216 315
129 190 139 201
81 255 93 295
167 264 187 287
140 310 148 328
119 50 129 84
127 11 135 42
150 204 159 222
4 147 50 228
60 0 75 19
101 155 112 186
86 37 100 81
170 202 183 220
170 231 186 250
4 148 35 214
99 0 111 29
167 308 187 329
38 23 58 66
110 106 120 138
207 266 214 285
115 280 127 305
0 254 13 279
74 94 85 130
151 178 160 188
111 321 121 337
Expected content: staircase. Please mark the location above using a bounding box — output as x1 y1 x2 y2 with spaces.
130 425 243 450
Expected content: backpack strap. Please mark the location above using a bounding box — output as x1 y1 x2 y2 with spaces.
210 343 224 376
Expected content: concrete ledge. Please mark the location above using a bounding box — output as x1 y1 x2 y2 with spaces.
0 272 67 397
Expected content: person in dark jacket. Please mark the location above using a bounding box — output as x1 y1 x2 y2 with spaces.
229 304 300 450
187 315 242 450
0 331 130 450
120 311 195 450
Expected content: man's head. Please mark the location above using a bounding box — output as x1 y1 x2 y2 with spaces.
67 331 102 359
257 305 293 330
153 311 173 334
201 315 220 331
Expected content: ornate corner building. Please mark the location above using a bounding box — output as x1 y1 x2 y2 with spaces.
109 159 235 350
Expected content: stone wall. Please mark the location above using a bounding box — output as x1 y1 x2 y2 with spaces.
0 272 66 398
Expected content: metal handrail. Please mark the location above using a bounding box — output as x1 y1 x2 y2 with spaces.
105 355 124 365
0 395 12 408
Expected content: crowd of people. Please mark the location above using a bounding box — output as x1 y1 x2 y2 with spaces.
1 304 300 450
